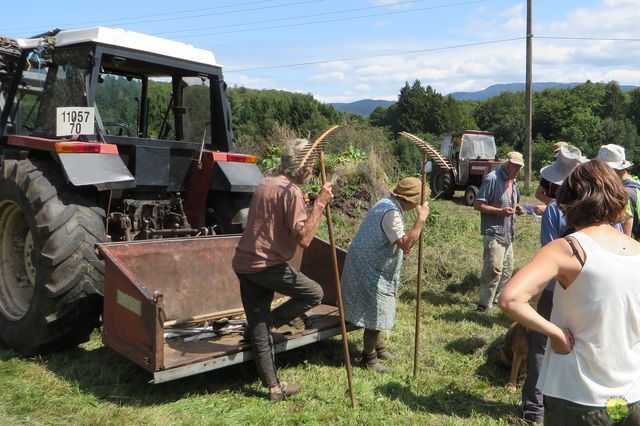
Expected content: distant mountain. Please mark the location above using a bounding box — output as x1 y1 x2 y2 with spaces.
331 99 394 116
450 82 639 101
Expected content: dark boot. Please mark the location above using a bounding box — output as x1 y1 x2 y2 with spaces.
376 348 397 362
359 351 388 373
361 328 388 372
272 316 306 335
375 333 397 362
268 381 302 402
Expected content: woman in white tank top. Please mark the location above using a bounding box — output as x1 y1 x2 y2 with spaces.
499 160 640 425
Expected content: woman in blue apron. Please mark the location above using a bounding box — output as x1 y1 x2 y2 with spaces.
341 177 429 373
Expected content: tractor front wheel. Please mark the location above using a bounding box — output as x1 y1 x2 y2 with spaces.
464 185 479 206
0 159 106 355
430 169 455 199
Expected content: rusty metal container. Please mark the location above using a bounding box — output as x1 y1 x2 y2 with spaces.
99 236 347 383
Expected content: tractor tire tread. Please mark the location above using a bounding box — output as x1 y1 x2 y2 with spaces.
0 158 105 354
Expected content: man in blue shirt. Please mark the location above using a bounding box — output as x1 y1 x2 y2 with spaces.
473 152 525 313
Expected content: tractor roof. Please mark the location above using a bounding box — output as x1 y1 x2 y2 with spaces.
448 130 494 137
17 27 221 68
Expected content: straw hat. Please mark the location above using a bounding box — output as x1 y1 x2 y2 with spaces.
596 144 633 170
503 151 525 167
391 177 423 204
540 145 588 185
553 141 569 154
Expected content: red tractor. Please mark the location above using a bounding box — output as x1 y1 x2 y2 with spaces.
429 130 501 205
0 27 347 383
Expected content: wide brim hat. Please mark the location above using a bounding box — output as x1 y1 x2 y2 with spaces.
391 177 424 204
553 141 569 154
596 144 633 170
503 151 525 167
540 145 588 185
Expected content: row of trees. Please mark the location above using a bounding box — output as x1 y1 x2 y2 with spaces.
93 77 340 154
370 79 640 174
93 74 640 181
228 87 340 151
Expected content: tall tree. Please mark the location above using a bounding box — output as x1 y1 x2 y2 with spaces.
394 80 429 133
628 88 640 135
474 92 525 150
600 81 626 120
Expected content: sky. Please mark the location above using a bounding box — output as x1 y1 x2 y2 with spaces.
3 0 640 103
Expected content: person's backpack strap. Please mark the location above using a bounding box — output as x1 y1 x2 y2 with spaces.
624 181 640 190
564 236 585 267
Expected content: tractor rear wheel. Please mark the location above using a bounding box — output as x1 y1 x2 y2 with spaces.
206 191 251 234
430 168 455 199
0 159 105 354
464 185 479 206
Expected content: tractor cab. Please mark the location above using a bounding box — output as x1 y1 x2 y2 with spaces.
442 131 498 190
4 27 233 151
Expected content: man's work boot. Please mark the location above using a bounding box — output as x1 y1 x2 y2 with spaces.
272 316 306 335
359 351 388 374
268 381 302 402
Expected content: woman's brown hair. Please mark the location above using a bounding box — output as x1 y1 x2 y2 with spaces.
556 159 628 229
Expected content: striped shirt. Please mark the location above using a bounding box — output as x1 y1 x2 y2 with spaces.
476 167 518 245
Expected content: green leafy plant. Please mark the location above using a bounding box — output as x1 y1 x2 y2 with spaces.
258 145 281 174
340 182 360 198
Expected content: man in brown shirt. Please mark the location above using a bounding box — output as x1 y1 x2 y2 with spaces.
232 138 332 402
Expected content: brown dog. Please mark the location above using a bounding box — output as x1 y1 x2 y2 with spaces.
496 322 529 390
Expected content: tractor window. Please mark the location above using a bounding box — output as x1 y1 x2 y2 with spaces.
182 77 211 144
95 74 141 137
33 48 91 136
440 134 453 157
94 73 212 143
460 134 497 160
8 68 48 136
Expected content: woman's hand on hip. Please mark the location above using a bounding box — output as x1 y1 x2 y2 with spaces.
550 327 574 355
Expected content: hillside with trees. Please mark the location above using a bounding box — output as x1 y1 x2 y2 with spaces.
94 76 640 183
369 79 640 176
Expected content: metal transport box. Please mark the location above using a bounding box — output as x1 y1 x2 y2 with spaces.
99 236 351 383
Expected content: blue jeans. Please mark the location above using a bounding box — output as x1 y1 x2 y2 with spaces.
522 289 554 422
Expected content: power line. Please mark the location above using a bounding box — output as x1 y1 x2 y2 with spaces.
225 37 524 73
6 0 280 33
156 0 488 36
9 0 328 37
76 0 327 29
537 36 640 42
224 33 640 75
171 0 491 39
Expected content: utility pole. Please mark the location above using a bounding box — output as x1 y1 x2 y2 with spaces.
524 0 533 191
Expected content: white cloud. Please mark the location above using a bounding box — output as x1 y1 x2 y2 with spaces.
229 1 640 103
544 3 640 36
374 19 394 28
447 80 480 93
603 0 638 6
226 74 273 88
371 0 404 7
498 3 524 19
307 71 345 81
460 3 524 38
316 61 353 72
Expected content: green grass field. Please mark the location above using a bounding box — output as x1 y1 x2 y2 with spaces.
0 193 543 425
